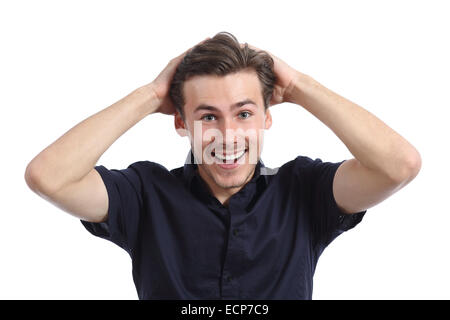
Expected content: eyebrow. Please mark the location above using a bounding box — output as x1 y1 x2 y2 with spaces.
194 98 257 113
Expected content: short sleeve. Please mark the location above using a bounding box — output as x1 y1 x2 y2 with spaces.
80 164 144 254
295 156 366 251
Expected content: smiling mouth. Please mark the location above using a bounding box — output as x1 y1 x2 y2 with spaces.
211 148 248 164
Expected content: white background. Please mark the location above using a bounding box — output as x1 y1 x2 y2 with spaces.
1 0 449 299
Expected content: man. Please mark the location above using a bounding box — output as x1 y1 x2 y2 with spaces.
24 32 421 299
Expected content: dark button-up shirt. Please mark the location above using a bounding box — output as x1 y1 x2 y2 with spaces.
81 150 366 299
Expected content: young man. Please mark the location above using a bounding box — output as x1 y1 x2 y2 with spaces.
24 32 421 299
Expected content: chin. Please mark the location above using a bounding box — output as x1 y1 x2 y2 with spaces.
195 146 259 189
211 165 254 189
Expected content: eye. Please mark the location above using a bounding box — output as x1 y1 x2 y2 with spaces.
201 114 216 121
238 111 252 119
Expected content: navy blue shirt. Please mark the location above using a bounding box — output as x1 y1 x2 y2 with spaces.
81 150 366 299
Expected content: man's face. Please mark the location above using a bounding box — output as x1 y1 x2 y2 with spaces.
175 69 272 192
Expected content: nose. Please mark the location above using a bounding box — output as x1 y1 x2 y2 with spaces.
219 117 246 151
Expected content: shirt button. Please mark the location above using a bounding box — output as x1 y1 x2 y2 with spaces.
233 229 239 236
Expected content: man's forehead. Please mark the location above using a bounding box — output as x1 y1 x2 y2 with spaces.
183 71 263 110
193 98 258 114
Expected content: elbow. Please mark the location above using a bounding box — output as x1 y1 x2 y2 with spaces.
391 149 422 185
24 163 39 192
24 162 53 196
404 149 422 180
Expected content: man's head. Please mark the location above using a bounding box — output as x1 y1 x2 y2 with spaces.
169 32 276 195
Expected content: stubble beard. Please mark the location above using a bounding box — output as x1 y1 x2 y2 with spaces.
199 163 256 190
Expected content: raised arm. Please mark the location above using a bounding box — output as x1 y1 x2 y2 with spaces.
289 73 421 214
24 38 209 222
242 42 421 214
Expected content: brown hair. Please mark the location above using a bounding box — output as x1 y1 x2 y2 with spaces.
169 31 276 118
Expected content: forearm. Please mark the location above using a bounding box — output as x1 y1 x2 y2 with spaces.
289 72 421 182
25 83 159 195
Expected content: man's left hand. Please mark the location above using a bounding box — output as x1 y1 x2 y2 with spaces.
242 42 301 106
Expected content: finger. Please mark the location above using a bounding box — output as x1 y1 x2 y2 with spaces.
174 37 211 62
187 37 210 53
247 43 262 52
240 42 277 61
240 42 262 52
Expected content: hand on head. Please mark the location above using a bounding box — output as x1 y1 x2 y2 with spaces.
240 42 299 106
150 37 211 115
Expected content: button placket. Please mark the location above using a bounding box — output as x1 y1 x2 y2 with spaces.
220 206 244 298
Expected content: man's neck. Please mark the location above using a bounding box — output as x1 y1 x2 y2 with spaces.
196 166 256 207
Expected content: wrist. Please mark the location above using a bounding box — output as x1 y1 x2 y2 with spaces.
287 72 317 106
137 83 160 115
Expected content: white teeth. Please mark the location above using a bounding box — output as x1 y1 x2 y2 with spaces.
214 149 246 161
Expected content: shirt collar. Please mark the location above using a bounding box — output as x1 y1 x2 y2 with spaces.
182 148 268 190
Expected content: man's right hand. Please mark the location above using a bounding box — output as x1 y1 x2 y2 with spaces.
149 37 210 115
24 36 211 223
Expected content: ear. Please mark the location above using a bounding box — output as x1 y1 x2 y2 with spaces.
174 111 189 137
264 108 272 130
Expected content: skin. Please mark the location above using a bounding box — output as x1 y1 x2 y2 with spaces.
150 39 421 214
25 36 421 225
174 69 272 205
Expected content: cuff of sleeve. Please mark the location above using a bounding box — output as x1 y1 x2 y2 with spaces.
80 165 127 251
330 160 367 232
